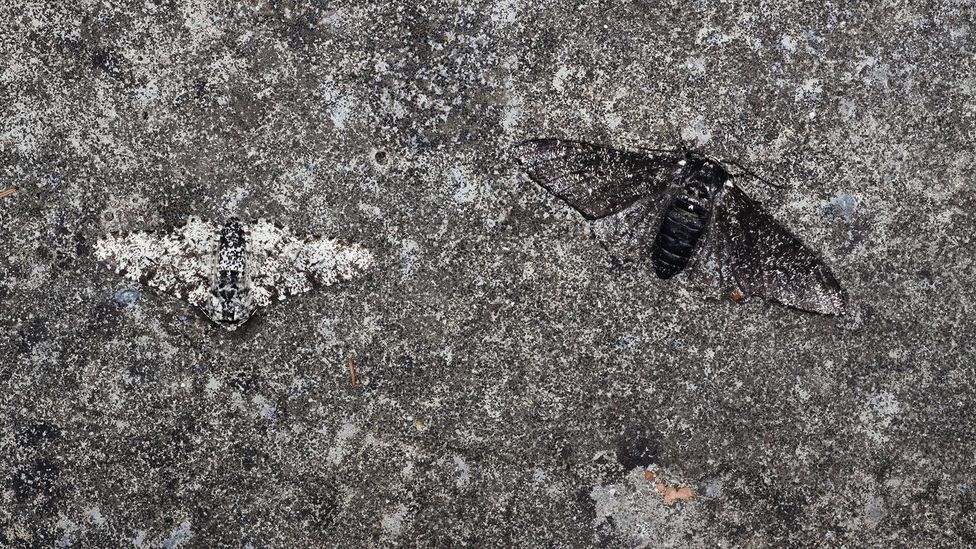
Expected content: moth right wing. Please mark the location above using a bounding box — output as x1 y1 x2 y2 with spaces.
691 184 847 315
513 139 681 220
246 219 374 308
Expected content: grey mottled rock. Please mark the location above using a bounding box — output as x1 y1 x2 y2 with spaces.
1 0 974 547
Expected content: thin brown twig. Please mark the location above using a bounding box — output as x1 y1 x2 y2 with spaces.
0 187 16 199
346 356 357 386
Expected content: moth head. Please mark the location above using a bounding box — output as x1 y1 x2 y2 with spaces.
697 159 725 179
682 156 729 193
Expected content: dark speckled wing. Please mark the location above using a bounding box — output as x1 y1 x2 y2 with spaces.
587 190 678 265
513 139 681 220
692 184 847 315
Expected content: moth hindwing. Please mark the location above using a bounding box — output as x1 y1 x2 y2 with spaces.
514 138 846 315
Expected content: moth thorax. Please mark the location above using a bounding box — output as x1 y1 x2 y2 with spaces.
686 169 725 197
217 219 248 270
214 225 249 297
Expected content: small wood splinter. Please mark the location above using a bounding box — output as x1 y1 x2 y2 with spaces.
0 187 17 199
662 486 694 505
646 468 694 505
346 356 357 386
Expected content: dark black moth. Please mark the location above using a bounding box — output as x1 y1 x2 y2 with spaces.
513 139 847 315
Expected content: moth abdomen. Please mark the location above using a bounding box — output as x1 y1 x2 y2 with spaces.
652 195 711 279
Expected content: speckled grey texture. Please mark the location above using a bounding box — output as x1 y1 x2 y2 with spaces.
1 1 974 547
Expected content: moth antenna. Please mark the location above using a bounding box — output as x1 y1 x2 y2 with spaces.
721 158 787 190
661 123 690 155
677 136 693 156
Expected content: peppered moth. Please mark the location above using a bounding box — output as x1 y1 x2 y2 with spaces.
94 217 374 329
514 139 847 315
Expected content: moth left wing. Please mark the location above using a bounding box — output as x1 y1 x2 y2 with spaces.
513 139 681 219
93 217 218 310
691 184 847 315
246 219 374 307
587 188 677 265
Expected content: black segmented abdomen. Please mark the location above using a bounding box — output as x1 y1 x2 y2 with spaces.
652 195 711 279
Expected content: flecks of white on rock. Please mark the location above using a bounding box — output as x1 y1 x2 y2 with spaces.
453 454 472 488
159 520 193 549
380 503 411 538
858 391 902 445
327 421 361 465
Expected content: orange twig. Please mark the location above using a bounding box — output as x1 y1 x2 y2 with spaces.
346 356 357 386
0 187 16 199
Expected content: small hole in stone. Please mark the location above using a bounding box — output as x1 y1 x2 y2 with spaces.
103 211 115 221
373 150 388 165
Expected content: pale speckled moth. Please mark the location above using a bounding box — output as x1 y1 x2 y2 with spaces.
94 217 374 329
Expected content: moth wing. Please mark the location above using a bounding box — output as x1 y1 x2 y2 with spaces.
247 220 374 307
299 236 374 286
690 184 847 314
687 208 741 304
94 217 217 310
513 139 681 219
588 186 676 265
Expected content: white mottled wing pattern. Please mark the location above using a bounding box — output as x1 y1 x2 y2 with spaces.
247 219 374 307
95 217 375 329
93 217 217 310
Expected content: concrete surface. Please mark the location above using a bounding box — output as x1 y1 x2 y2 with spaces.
1 0 974 547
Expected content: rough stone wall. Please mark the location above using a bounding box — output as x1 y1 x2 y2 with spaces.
1 1 973 547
